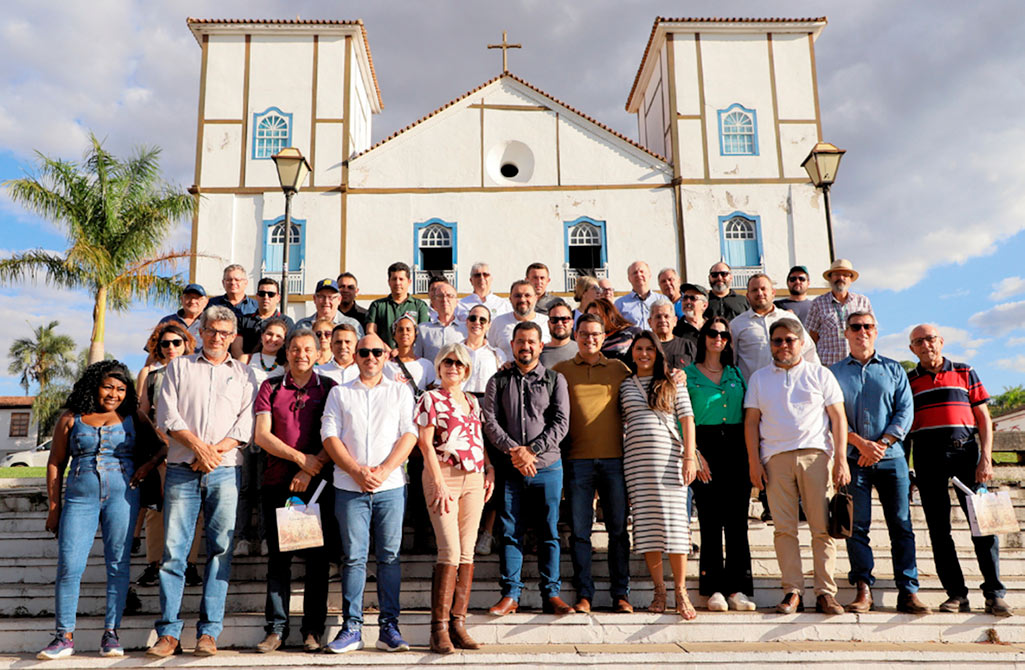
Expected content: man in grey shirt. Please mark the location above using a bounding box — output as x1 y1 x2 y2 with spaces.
483 321 572 617
149 305 258 658
540 299 577 368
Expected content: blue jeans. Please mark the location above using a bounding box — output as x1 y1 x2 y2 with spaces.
846 457 919 592
335 486 405 630
564 458 630 600
498 460 563 601
915 442 1005 599
157 464 240 640
55 455 140 633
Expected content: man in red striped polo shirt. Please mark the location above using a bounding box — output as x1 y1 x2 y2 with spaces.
907 324 1011 617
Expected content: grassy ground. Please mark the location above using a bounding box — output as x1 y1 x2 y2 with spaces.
0 467 45 478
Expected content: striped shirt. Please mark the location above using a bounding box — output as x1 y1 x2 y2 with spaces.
805 290 873 367
908 358 989 444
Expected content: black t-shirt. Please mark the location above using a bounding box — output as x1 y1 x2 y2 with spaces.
238 312 295 354
339 303 368 328
705 291 748 322
661 336 695 370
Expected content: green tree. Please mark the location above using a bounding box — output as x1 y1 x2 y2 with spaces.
899 360 916 373
1 134 196 363
30 346 112 443
7 320 75 394
990 384 1025 417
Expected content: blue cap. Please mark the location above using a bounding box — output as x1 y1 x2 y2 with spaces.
183 283 206 296
315 278 339 293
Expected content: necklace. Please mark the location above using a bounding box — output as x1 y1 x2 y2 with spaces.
700 362 724 372
258 351 279 372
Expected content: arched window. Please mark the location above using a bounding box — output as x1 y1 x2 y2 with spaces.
564 217 608 277
718 212 763 269
717 104 758 156
419 223 452 250
252 107 292 159
263 218 305 273
412 219 458 293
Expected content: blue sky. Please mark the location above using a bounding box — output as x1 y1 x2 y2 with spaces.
2 1 1025 399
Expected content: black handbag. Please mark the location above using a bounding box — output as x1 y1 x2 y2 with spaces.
828 485 854 539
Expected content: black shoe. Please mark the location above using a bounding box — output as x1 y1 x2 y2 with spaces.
185 563 202 587
131 537 143 556
136 562 160 587
124 587 143 615
761 508 773 523
938 596 970 613
986 597 1014 617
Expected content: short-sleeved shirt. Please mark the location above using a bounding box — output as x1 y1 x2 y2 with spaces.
614 291 663 326
415 389 485 472
704 290 748 322
208 294 259 321
414 318 468 363
685 363 746 426
384 358 436 395
254 371 337 486
744 359 844 463
294 311 364 338
661 336 695 371
489 311 551 360
552 354 631 460
157 310 202 342
908 358 989 445
805 291 873 367
774 298 812 325
238 311 295 354
540 342 578 369
366 295 430 347
454 292 511 324
731 306 819 381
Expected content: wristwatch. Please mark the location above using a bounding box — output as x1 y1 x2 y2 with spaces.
880 437 894 447
529 442 543 456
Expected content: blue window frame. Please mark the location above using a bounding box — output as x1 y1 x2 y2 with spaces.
563 216 608 271
262 217 305 272
252 107 292 159
717 104 758 156
413 218 457 273
717 212 763 268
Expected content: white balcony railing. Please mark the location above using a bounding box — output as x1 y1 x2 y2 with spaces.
260 261 304 295
563 265 609 292
730 266 764 290
413 267 457 295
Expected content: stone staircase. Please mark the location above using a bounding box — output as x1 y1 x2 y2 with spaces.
2 480 1025 663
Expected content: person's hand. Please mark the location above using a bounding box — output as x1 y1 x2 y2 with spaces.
350 465 379 492
290 471 312 493
510 446 538 478
976 457 994 484
483 467 496 503
45 507 60 536
298 453 323 477
428 478 455 515
191 441 221 472
130 459 157 488
856 439 886 467
668 368 686 385
682 457 697 486
833 457 851 487
695 452 712 484
749 460 767 491
365 465 389 491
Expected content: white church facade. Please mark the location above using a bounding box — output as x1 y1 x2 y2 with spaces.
185 16 833 313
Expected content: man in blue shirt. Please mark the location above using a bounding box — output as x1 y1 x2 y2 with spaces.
614 261 661 326
830 310 929 614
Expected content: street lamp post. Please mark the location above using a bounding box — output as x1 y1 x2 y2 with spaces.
270 147 312 315
801 141 846 263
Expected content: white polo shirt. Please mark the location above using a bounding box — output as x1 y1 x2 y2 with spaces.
744 358 844 463
489 311 551 360
320 375 417 493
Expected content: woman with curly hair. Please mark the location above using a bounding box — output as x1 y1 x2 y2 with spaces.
138 322 196 420
619 331 698 619
585 297 641 362
38 361 166 660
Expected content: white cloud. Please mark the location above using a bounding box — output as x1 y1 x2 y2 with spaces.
1007 336 1025 347
876 323 989 364
990 276 1025 301
940 288 970 300
997 355 1025 373
968 300 1025 336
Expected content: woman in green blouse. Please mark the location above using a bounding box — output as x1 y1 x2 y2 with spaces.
684 316 755 613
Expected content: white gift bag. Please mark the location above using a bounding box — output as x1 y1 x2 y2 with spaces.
952 477 1020 537
275 479 327 552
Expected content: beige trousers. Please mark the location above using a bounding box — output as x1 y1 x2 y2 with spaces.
765 448 837 596
423 462 486 566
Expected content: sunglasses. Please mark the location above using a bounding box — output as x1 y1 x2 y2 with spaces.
256 290 278 298
357 348 386 358
471 272 491 278
787 276 808 283
549 316 573 323
848 323 876 332
159 338 184 348
441 358 466 369
466 314 489 324
709 271 730 278
771 336 801 346
706 330 729 340
314 331 332 339
681 295 703 301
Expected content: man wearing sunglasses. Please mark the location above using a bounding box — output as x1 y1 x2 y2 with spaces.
731 274 819 381
774 265 813 325
540 300 577 368
320 333 418 653
455 261 511 324
829 312 927 615
705 262 748 322
233 277 295 359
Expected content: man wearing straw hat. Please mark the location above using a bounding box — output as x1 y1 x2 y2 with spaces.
806 259 873 367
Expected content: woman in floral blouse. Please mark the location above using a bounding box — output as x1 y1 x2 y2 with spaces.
415 343 495 654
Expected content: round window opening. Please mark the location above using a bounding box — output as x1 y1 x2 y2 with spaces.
486 140 534 184
500 163 519 178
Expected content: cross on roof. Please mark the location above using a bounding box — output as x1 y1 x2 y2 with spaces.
487 30 521 73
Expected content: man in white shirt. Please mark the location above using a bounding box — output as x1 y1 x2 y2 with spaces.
416 281 467 362
318 323 361 385
489 280 550 360
731 274 818 381
320 333 417 654
455 262 510 324
614 260 661 326
744 317 849 616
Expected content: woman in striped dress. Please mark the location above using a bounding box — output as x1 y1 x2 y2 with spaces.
620 331 698 619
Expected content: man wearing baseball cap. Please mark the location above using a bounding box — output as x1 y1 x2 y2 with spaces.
157 283 208 342
805 259 873 367
295 279 364 336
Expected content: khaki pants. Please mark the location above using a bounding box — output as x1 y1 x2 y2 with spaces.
765 448 836 596
145 463 202 564
423 462 486 566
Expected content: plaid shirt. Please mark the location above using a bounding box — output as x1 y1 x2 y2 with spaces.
805 290 873 367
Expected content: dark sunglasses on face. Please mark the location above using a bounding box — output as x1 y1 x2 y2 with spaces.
441 358 466 369
848 323 876 332
709 271 730 278
706 330 729 340
159 339 184 348
549 316 573 323
471 272 491 278
357 348 385 358
466 314 489 324
256 290 278 298
314 331 332 339
787 276 807 283
771 336 801 346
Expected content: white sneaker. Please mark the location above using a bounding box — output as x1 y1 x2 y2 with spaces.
707 592 728 612
475 530 493 556
728 592 756 611
234 540 250 557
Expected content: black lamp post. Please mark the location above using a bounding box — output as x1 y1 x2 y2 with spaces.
801 141 846 263
270 147 311 313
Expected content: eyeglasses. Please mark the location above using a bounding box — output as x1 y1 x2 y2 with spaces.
577 331 603 340
848 323 876 332
706 330 729 340
549 316 573 324
709 271 730 278
256 290 278 298
436 294 458 300
787 276 807 283
203 328 234 340
466 314 489 324
681 294 703 301
314 331 332 339
770 336 801 347
599 288 615 294
357 348 386 358
471 272 491 278
159 338 185 349
441 358 466 369
911 334 939 347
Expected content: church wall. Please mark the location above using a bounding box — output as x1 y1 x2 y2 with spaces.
771 34 817 123
204 36 246 119
482 110 559 187
558 116 670 186
348 36 373 157
200 124 243 187
316 36 346 120
779 123 819 180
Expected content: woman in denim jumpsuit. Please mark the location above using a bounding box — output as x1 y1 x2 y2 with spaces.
38 361 164 660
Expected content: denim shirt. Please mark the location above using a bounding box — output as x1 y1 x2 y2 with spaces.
830 352 913 461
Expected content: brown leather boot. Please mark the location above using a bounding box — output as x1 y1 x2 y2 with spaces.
430 564 457 654
845 581 873 613
450 563 480 649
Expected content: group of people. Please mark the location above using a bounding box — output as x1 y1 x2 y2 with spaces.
36 256 1011 661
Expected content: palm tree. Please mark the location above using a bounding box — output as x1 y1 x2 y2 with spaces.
7 320 75 394
31 346 109 443
1 133 196 363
